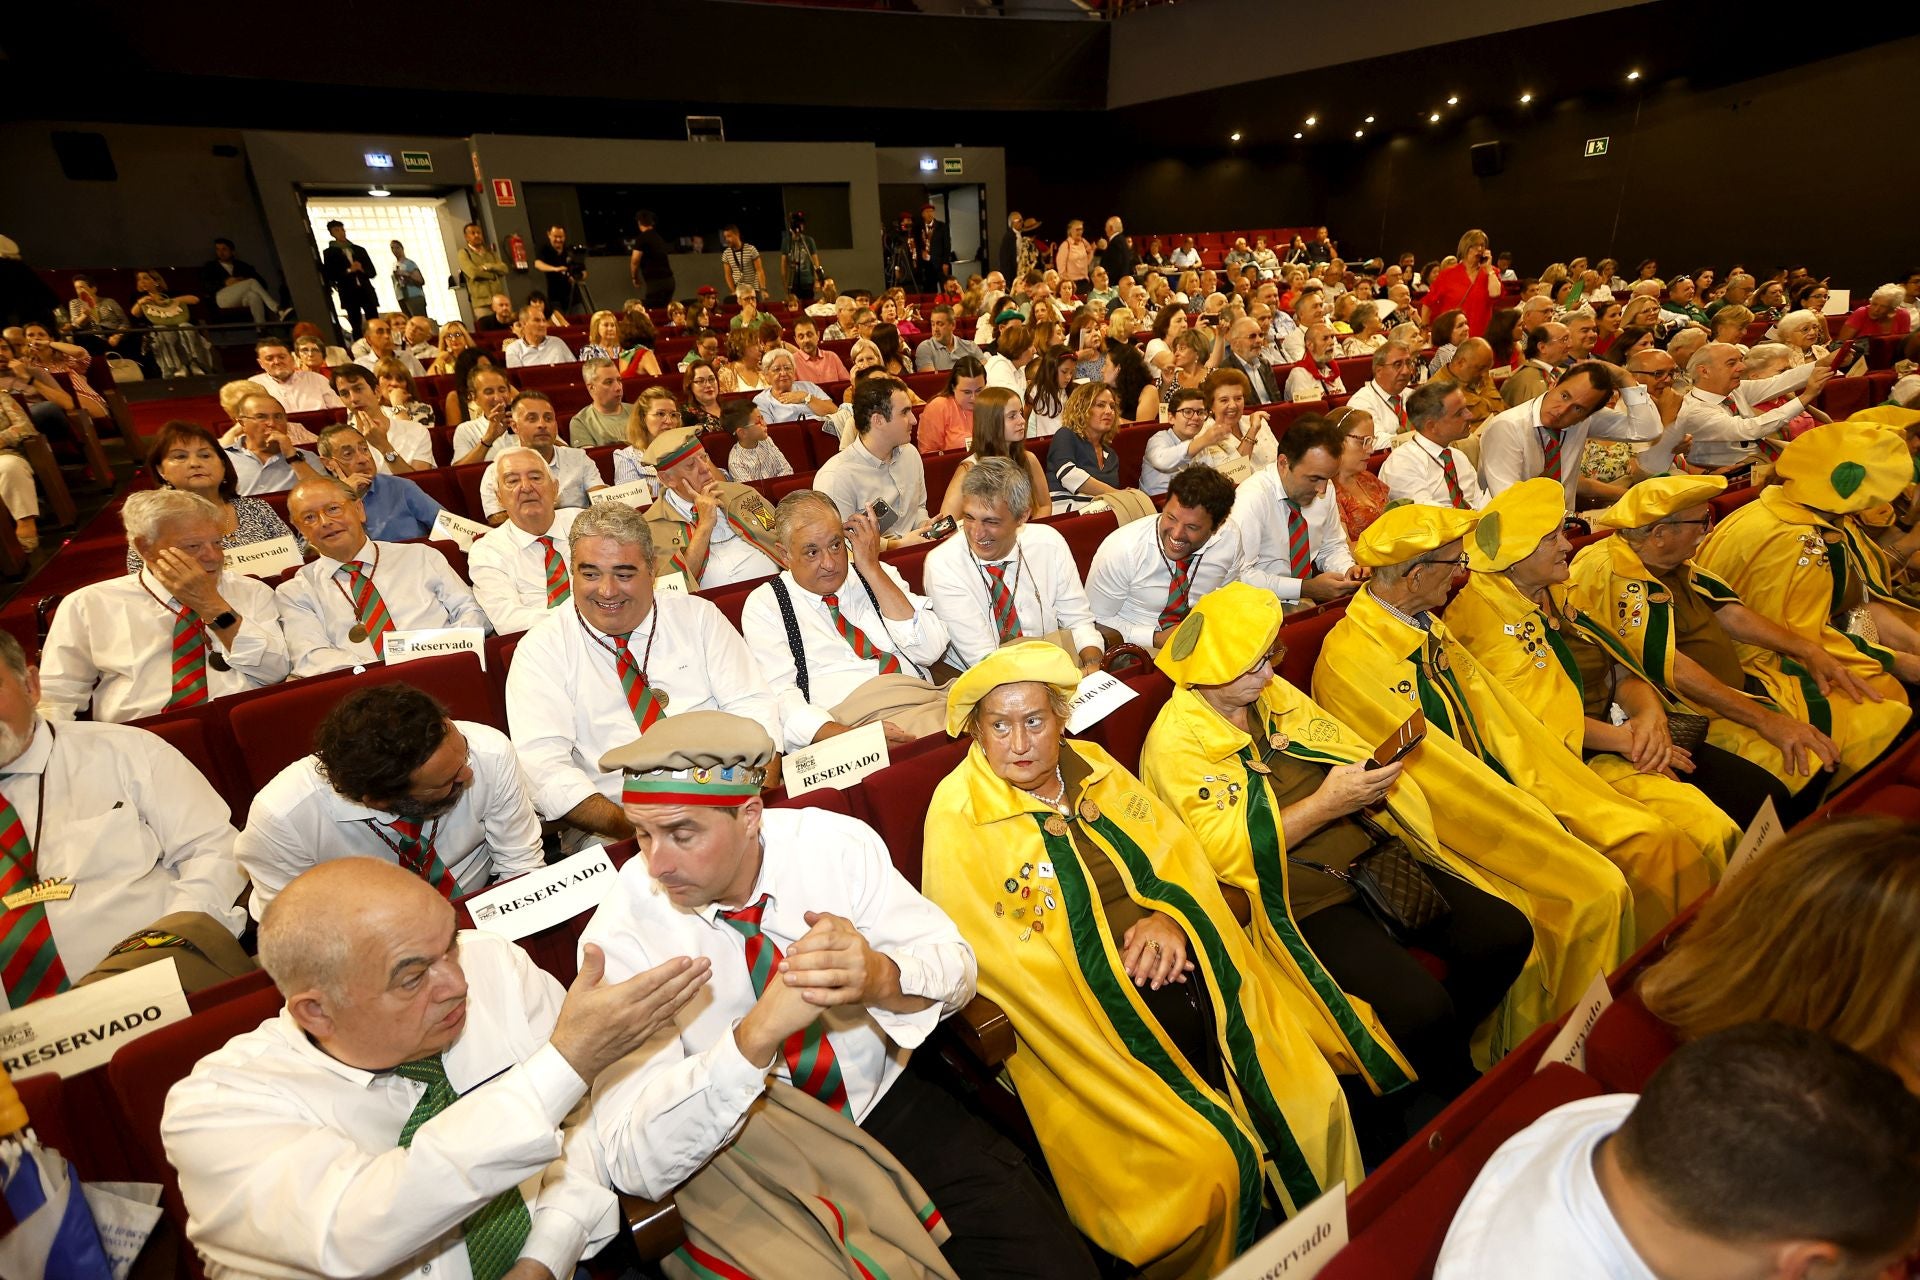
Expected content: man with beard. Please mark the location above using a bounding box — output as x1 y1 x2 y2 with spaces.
236 683 544 916
1084 465 1246 649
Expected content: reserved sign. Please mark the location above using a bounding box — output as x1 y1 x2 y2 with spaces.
466 847 618 942
1536 970 1613 1074
431 509 495 550
225 535 303 578
597 477 655 509
654 572 690 596
783 721 890 795
0 958 189 1078
1066 670 1139 734
1215 1183 1348 1280
384 627 487 670
1720 795 1781 885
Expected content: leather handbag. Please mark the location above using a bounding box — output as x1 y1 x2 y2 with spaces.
1290 813 1451 943
1666 712 1711 753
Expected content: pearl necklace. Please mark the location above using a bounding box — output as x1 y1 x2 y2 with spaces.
1032 765 1069 814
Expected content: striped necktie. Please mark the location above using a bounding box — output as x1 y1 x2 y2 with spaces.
392 1054 533 1280
1437 448 1468 509
982 563 1021 642
610 633 666 731
822 593 900 674
534 536 570 608
0 791 68 1007
166 603 211 710
719 895 852 1116
1539 428 1565 482
335 561 395 652
1285 502 1312 579
1159 554 1193 630
386 818 458 900
1388 392 1407 431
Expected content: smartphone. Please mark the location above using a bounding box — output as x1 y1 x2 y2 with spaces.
1366 709 1426 769
924 514 957 540
867 498 896 529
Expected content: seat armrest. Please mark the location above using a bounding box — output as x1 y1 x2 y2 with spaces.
620 1191 684 1261
949 994 1015 1068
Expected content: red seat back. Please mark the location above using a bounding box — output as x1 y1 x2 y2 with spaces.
452 461 493 520
1055 511 1119 579
1114 422 1156 490
854 737 968 888
1335 355 1375 392
406 467 467 519
1583 987 1680 1095
922 451 966 511
1281 601 1347 690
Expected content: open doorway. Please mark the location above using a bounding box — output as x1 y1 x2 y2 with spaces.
878 183 987 287
300 196 463 335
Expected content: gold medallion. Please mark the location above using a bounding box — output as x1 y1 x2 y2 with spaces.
1077 799 1101 823
1269 732 1290 752
1246 759 1272 775
1043 815 1069 838
654 688 671 709
347 623 370 644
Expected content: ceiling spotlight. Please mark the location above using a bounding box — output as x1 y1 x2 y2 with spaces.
368 186 391 198
1519 91 1533 104
1305 115 1317 126
1428 112 1441 123
1229 131 1242 142
1446 95 1460 106
1364 115 1375 124
1354 129 1364 138
1293 132 1304 140
1626 69 1641 80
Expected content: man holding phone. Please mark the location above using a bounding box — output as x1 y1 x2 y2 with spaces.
1422 229 1505 338
814 375 934 550
220 392 325 495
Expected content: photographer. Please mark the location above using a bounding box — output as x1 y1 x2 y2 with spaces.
781 211 825 306
533 224 585 316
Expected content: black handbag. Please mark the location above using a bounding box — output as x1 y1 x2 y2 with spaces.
1289 812 1452 943
1665 712 1712 753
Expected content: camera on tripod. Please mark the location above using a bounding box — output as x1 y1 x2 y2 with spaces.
564 244 589 280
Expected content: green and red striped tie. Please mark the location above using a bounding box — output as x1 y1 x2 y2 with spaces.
1159 555 1193 630
719 894 851 1116
393 1053 532 1279
387 818 459 900
1438 450 1468 509
822 594 900 674
535 536 570 608
1539 428 1565 483
611 634 667 730
1285 502 1312 579
0 793 68 1008
336 562 395 652
167 605 211 710
983 563 1021 642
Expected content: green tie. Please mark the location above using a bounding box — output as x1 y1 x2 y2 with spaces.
392 1054 534 1280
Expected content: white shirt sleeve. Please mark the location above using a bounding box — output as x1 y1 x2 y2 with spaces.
469 722 548 882
741 582 833 750
506 618 603 821
1084 523 1156 648
469 530 553 637
1580 385 1660 442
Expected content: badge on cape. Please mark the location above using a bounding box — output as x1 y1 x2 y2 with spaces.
1043 815 1069 838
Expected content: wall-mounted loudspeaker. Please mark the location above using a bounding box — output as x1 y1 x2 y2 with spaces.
686 116 725 143
1470 141 1506 177
51 131 117 182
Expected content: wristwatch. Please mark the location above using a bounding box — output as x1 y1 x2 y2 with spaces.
210 610 238 630
383 450 399 463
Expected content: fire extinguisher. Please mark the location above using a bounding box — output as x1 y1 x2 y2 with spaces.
508 233 528 271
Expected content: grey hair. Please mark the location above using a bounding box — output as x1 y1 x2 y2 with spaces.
961 455 1033 519
580 357 616 381
1349 302 1381 331
1667 329 1709 365
1560 305 1595 324
257 894 351 1002
0 630 28 682
1725 272 1755 291
1872 283 1906 309
1631 279 1665 296
1745 342 1793 377
1686 342 1734 375
772 489 842 547
1713 305 1754 331
568 499 655 561
1776 309 1823 342
761 347 796 373
1405 380 1457 433
123 488 223 551
1371 340 1411 372
493 446 552 482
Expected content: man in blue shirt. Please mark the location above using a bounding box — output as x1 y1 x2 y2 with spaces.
316 423 444 541
389 240 427 317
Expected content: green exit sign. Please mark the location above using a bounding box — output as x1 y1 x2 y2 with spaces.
401 150 434 173
1584 136 1610 158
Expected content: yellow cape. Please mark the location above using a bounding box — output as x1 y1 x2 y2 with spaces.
920 740 1362 1279
1309 589 1633 1043
1138 682 1421 1088
1566 531 1908 789
1444 571 1735 866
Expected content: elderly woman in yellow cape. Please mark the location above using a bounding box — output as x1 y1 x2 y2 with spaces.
1138 582 1533 1116
1566 472 1908 799
1446 477 1757 848
919 643 1361 1280
1694 421 1920 685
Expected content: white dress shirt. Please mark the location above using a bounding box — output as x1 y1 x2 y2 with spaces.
982 354 1028 401
1676 364 1817 467
1285 364 1344 403
1477 386 1672 510
741 566 951 749
478 447 606 520
451 417 498 461
1434 1095 1653 1280
236 721 543 918
1346 380 1409 449
658 488 779 588
161 932 616 1280
355 347 427 377
275 540 489 677
922 522 1103 667
359 409 434 471
1279 327 1309 363
506 596 781 821
37 569 290 723
1379 434 1491 510
0 718 243 1000
1231 465 1354 600
469 508 582 636
503 336 576 368
1138 429 1243 496
1084 516 1248 648
226 446 323 496
814 437 930 538
581 807 977 1199
259 369 342 413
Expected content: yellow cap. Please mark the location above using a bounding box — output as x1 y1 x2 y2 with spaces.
1845 405 1920 433
1351 502 1480 568
1154 583 1284 686
945 641 1085 737
1468 478 1569 571
1592 474 1729 530
1776 422 1912 515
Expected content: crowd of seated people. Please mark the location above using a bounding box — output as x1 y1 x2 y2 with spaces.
4 213 1920 1280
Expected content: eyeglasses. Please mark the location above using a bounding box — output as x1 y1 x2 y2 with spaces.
1659 517 1713 531
1419 553 1471 571
1173 407 1207 419
239 411 289 424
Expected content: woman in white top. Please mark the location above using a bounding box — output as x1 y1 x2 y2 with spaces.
1139 385 1244 495
720 327 769 394
1774 310 1830 367
611 386 677 490
1024 343 1075 439
1341 301 1388 355
984 321 1036 402
1198 367 1276 473
1142 304 1188 379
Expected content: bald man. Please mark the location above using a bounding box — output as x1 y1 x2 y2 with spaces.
162 859 711 1280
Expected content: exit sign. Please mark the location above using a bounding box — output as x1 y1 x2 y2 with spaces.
1584 136 1610 157
401 150 433 173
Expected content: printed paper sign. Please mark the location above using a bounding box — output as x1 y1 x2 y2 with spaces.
82 1182 164 1280
383 627 486 670
0 959 189 1079
1065 671 1138 734
465 847 618 942
783 721 890 795
225 535 302 578
596 477 655 509
1215 1182 1348 1280
1720 796 1781 885
431 509 495 550
1536 970 1612 1074
653 572 689 596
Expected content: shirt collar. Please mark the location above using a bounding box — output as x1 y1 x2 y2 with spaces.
693 844 778 928
504 513 558 550
136 567 180 610
1 718 54 778
315 538 376 574
1368 585 1431 632
852 436 895 468
1686 387 1730 406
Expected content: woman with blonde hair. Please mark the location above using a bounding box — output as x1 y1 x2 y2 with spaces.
429 319 472 375
1636 815 1920 1090
578 309 624 361
939 385 1050 520
612 385 678 491
1046 381 1122 511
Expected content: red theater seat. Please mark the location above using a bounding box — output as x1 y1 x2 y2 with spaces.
855 737 969 888
1056 510 1119 578
1278 602 1347 690
1583 987 1680 1094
